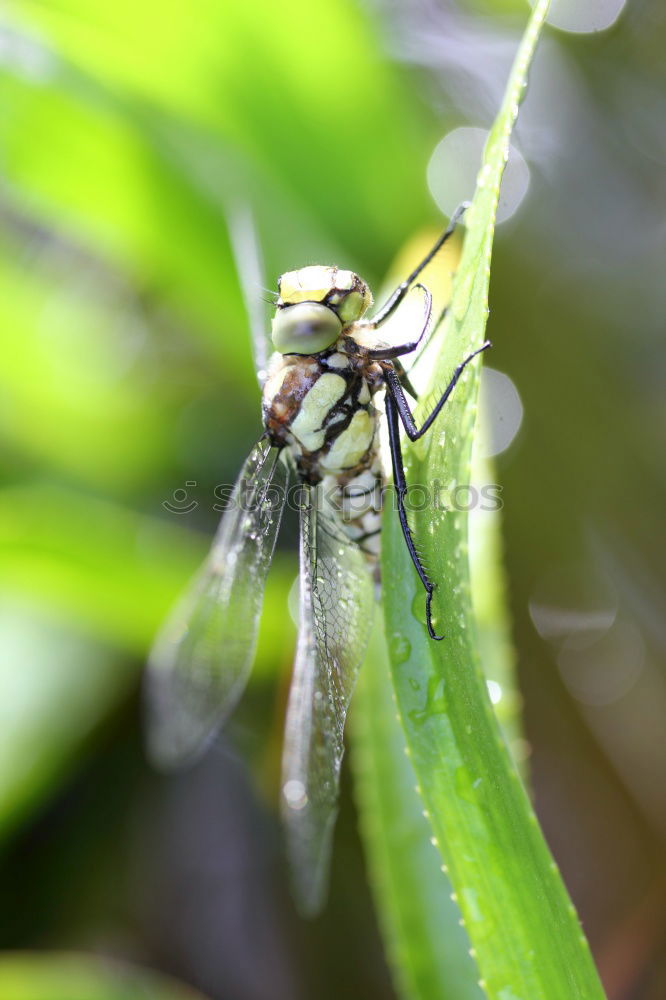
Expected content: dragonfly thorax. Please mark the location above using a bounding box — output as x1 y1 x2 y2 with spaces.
262 345 384 483
262 345 385 559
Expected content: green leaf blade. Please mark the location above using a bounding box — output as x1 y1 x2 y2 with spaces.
381 1 608 998
352 616 484 1000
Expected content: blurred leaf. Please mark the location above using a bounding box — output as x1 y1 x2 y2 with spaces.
0 485 207 650
469 445 525 761
0 239 175 490
5 0 433 260
0 61 248 360
0 605 132 839
0 483 295 661
382 2 607 998
0 952 208 1000
0 0 436 373
0 484 295 840
352 615 484 1000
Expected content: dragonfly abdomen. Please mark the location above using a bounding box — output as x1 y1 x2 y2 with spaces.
321 462 384 559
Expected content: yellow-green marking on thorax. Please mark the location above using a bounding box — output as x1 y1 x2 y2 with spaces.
320 409 374 472
290 372 347 452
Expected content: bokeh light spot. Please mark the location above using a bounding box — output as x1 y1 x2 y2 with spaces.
479 367 524 458
535 0 627 34
427 127 529 224
529 562 618 642
557 621 644 706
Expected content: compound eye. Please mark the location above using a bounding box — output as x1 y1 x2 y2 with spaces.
271 302 342 355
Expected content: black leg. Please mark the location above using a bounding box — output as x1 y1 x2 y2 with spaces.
386 304 450 396
392 359 418 400
385 392 443 641
364 282 432 361
366 299 451 362
410 303 449 363
365 203 469 329
385 341 491 441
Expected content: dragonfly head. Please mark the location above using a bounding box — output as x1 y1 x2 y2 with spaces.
272 266 373 354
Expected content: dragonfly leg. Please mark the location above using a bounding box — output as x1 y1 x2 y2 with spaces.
364 202 469 330
385 341 491 442
363 283 432 361
385 391 443 641
392 358 418 400
365 298 455 362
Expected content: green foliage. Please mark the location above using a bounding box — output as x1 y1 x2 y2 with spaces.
0 953 208 1000
352 616 484 1000
3 0 433 340
379 2 608 997
1 0 653 995
351 439 527 1000
1 0 417 852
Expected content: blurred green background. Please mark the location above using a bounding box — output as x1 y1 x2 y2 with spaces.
0 1 664 998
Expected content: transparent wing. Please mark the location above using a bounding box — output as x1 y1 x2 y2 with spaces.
227 204 273 386
146 438 288 768
281 482 375 914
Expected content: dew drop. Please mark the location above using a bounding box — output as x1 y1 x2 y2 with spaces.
477 163 491 188
388 632 411 664
411 592 426 622
486 679 503 705
283 779 308 811
426 675 447 716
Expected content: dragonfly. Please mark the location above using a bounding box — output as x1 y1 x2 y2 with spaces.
146 204 490 914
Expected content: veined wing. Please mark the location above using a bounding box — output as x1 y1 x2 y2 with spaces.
281 482 375 914
146 438 288 768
